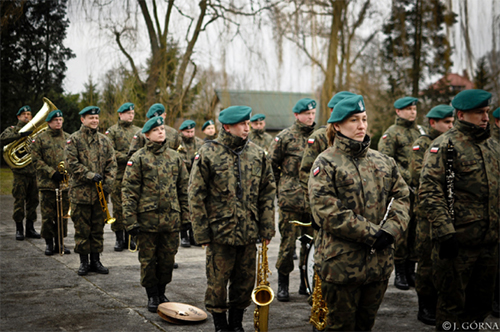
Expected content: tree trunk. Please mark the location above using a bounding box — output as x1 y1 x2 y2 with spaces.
411 0 423 97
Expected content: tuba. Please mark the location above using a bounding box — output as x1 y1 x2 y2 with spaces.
252 241 274 332
3 97 57 169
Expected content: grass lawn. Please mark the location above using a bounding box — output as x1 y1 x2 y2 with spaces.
0 167 13 195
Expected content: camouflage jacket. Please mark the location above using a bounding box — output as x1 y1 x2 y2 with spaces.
105 120 140 180
122 140 190 233
177 135 204 172
299 126 328 213
309 134 410 285
248 129 274 153
378 117 423 185
64 125 117 205
409 126 442 189
269 120 316 212
189 129 276 246
419 120 500 246
491 125 500 144
0 120 36 175
204 134 217 141
128 124 181 158
30 128 70 191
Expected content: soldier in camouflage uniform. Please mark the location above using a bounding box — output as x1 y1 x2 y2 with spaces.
31 110 72 256
410 105 454 326
65 106 117 276
419 90 500 330
0 106 40 241
202 120 217 141
309 95 410 331
269 98 316 301
105 102 141 252
248 113 273 152
127 103 181 158
189 106 276 332
492 107 500 143
492 107 500 318
122 116 190 313
378 96 424 290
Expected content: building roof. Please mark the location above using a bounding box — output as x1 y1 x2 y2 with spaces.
428 72 474 92
214 89 316 130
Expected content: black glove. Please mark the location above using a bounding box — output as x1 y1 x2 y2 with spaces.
51 172 64 183
92 173 103 183
372 230 394 251
310 213 320 231
180 223 191 232
439 235 459 259
20 131 33 137
128 226 140 237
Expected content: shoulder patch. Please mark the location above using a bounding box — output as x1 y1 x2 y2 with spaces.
194 154 200 160
313 166 320 176
430 147 439 153
133 135 138 139
105 131 109 135
31 139 35 143
66 139 71 144
412 145 420 151
274 137 280 142
308 138 315 144
382 134 388 139
10 126 14 128
127 161 133 166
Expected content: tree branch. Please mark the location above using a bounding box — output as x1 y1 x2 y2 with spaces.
114 28 142 84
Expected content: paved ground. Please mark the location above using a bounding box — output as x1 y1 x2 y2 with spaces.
0 194 498 332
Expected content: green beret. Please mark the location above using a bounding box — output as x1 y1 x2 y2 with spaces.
425 105 454 119
327 91 356 109
142 116 164 134
293 98 316 114
146 103 165 119
250 114 266 122
451 89 492 111
179 120 196 131
394 97 418 109
202 120 214 131
17 105 31 116
117 102 134 113
46 110 63 122
493 107 500 119
328 95 366 123
219 106 252 125
79 106 100 116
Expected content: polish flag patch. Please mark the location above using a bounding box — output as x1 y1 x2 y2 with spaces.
430 147 439 153
31 139 35 143
66 140 71 144
382 134 388 139
133 135 138 139
313 166 320 176
127 161 133 166
413 145 420 151
194 154 200 160
105 131 109 135
274 137 280 142
308 138 315 144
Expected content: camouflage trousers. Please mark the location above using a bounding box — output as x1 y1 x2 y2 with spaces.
395 191 417 262
110 179 125 232
137 231 179 288
12 172 38 223
275 210 312 275
432 242 498 330
205 243 256 314
415 217 436 297
72 201 105 254
40 190 70 240
321 279 389 331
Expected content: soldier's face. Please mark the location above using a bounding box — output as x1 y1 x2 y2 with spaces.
145 125 165 143
81 114 99 129
203 125 215 136
119 110 135 122
48 117 64 130
181 128 195 138
333 112 367 142
430 117 454 133
458 107 490 129
295 109 316 126
224 121 250 139
251 120 265 130
17 112 32 123
396 105 417 121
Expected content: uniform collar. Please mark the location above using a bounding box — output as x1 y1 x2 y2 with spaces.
426 126 442 140
334 132 370 158
182 135 194 144
395 116 416 129
251 128 265 137
294 119 316 135
118 119 133 128
16 120 27 128
146 139 167 154
48 127 63 137
455 120 490 142
217 128 248 150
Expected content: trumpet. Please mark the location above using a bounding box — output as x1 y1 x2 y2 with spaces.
128 234 138 253
252 241 274 332
95 181 115 224
55 188 65 256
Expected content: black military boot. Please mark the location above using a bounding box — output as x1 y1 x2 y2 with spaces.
146 286 160 313
299 267 308 295
78 254 89 276
53 241 71 255
114 230 124 252
212 312 230 332
417 294 436 325
493 299 500 318
158 284 170 303
25 220 41 238
15 222 24 241
394 261 409 290
89 253 109 274
228 308 245 332
180 230 191 248
277 272 290 302
189 228 200 246
44 238 54 256
405 260 416 287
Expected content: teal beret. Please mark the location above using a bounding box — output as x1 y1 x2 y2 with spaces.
146 103 165 119
328 95 366 123
493 107 500 119
293 98 316 113
179 120 196 131
250 114 266 122
202 120 214 131
142 116 164 134
219 106 252 125
79 106 100 116
46 110 63 122
117 102 134 113
394 97 418 109
328 91 356 109
451 89 492 111
425 105 454 119
17 105 31 116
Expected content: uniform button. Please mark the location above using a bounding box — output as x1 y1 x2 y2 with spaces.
363 179 366 182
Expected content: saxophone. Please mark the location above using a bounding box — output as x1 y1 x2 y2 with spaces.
309 273 328 331
251 241 274 332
